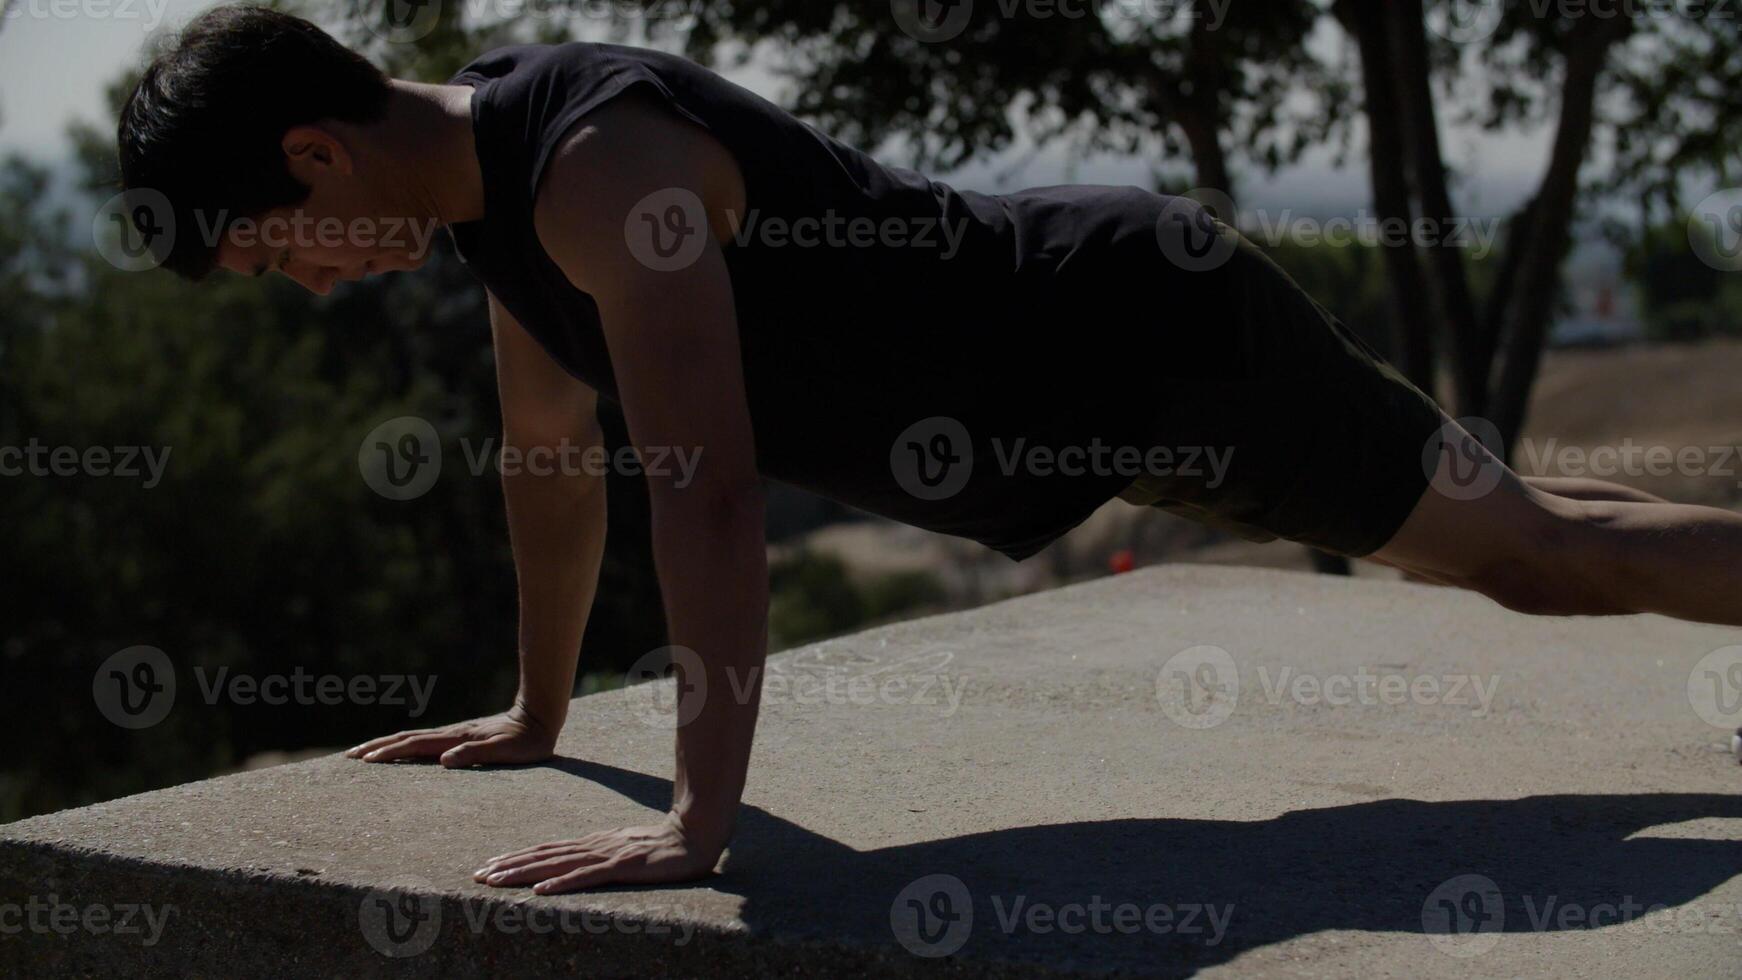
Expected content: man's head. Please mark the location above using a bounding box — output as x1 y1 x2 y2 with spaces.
118 5 432 292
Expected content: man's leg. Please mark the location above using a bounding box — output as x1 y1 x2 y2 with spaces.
1365 477 1668 586
1523 476 1669 504
1372 421 1742 627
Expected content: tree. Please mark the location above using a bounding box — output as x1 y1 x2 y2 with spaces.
675 0 1334 197
1336 1 1742 451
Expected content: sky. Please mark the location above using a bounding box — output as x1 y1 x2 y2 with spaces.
0 0 1550 218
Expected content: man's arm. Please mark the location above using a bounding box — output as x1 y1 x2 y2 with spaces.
473 91 769 894
347 292 606 766
490 294 607 742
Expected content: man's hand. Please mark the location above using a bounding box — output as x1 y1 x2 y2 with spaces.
344 703 558 768
473 812 721 894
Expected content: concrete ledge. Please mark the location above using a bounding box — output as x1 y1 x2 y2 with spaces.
4 565 1740 977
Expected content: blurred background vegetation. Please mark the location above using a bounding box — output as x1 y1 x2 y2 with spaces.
5 0 1742 820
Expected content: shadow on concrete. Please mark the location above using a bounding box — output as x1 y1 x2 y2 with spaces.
545 757 1742 976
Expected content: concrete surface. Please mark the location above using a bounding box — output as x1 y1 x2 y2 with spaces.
4 565 1741 977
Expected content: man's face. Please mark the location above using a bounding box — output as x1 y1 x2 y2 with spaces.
214 125 436 294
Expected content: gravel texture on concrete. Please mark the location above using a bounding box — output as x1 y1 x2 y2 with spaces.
4 564 1741 977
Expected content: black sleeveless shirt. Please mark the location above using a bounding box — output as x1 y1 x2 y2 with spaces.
447 43 1214 561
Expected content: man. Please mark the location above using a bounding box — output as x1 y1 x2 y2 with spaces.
116 6 1742 894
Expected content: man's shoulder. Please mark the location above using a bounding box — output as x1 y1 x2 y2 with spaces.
533 91 744 275
447 41 577 85
535 89 703 204
529 94 711 292
447 40 693 87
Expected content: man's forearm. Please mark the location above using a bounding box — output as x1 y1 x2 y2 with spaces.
503 463 607 732
652 484 769 853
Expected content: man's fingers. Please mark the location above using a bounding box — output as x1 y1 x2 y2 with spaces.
344 728 440 758
483 850 613 887
531 856 644 895
470 826 716 894
484 832 609 867
439 732 516 769
362 732 467 762
476 840 592 878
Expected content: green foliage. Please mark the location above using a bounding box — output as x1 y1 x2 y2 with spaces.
861 569 948 623
0 134 670 822
1262 231 1503 363
768 549 945 651
1625 215 1742 343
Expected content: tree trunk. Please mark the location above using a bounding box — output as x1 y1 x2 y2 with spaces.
1178 111 1232 197
1343 0 1436 394
1479 197 1533 373
1488 18 1630 448
1179 15 1233 196
1385 0 1488 416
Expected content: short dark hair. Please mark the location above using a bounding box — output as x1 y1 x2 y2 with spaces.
117 5 393 281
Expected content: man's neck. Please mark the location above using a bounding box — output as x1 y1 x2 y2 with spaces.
367 79 486 230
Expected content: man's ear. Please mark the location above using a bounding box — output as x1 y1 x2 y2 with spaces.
281 125 353 180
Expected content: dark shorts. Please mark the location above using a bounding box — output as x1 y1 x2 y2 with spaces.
1118 226 1447 558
